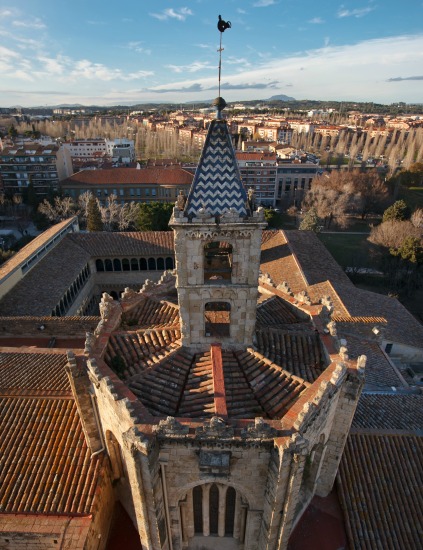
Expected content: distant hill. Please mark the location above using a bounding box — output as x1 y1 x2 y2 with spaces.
268 94 296 101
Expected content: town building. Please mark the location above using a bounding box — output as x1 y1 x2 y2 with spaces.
60 166 193 205
0 143 73 198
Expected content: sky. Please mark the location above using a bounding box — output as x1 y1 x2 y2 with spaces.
0 0 422 107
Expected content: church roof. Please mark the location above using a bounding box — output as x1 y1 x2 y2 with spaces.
184 119 248 217
0 350 105 515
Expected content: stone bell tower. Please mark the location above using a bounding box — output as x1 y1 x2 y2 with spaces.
170 98 267 350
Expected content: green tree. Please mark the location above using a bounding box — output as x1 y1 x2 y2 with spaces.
137 202 174 231
382 200 410 222
264 208 283 228
390 236 423 264
299 207 322 232
87 194 103 232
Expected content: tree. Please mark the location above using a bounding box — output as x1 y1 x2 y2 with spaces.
411 208 423 229
137 202 174 231
7 124 17 138
382 200 410 222
87 194 103 232
368 220 421 249
390 236 423 264
38 196 76 223
299 207 322 232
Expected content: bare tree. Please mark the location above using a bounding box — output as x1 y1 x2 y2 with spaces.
38 196 76 223
368 220 421 249
411 208 423 229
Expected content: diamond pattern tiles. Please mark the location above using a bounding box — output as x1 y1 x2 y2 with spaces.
185 119 248 217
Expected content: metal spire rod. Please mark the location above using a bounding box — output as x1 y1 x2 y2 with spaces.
217 15 231 99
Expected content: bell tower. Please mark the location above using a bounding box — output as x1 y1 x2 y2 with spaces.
170 99 266 350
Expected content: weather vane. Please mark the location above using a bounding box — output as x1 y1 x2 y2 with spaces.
217 15 231 101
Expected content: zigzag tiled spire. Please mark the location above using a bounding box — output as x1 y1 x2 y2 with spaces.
184 118 248 217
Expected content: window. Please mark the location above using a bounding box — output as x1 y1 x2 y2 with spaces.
204 242 232 284
204 302 231 337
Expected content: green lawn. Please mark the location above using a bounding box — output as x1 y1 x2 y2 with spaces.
318 232 381 269
399 186 423 209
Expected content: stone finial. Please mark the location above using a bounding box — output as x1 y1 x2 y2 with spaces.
196 416 234 439
357 355 367 373
276 281 292 295
285 432 308 454
141 279 156 293
241 417 277 440
99 292 115 320
259 272 275 287
293 401 315 430
331 363 346 385
253 206 266 220
339 346 349 361
84 331 95 354
176 190 187 211
156 416 189 437
321 295 333 310
294 290 312 305
121 287 137 300
327 320 337 336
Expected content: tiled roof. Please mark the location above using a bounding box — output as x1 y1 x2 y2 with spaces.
0 350 70 394
255 329 325 383
0 237 90 316
342 336 405 390
260 231 307 292
124 345 308 419
352 394 423 431
0 218 76 282
283 230 352 287
68 231 174 257
122 296 180 328
338 433 423 550
105 328 181 378
61 167 193 186
0 348 104 516
0 397 103 514
256 296 306 326
185 119 248 217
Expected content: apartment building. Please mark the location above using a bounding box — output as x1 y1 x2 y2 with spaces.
0 143 73 198
236 152 278 207
276 160 319 209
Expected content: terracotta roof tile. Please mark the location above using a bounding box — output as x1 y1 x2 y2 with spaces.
61 166 193 186
0 351 70 393
122 296 179 329
338 433 423 550
0 397 103 515
256 296 306 327
68 231 174 257
255 329 325 383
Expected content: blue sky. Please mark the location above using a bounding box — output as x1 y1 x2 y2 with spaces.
0 0 422 107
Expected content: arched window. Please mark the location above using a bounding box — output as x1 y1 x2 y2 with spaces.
225 487 236 535
209 484 219 535
193 486 203 534
130 258 139 271
204 242 233 284
148 257 156 270
204 302 231 338
113 258 122 271
165 257 174 269
157 257 165 270
105 259 113 271
122 258 130 271
140 258 147 270
96 259 104 272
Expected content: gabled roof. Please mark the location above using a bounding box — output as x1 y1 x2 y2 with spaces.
184 119 248 217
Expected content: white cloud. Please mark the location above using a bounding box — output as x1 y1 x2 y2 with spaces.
150 7 193 21
127 41 152 55
12 17 46 29
309 17 324 24
0 9 14 17
337 7 375 18
165 61 215 73
252 0 277 7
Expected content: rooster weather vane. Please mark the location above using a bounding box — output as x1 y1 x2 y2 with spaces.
215 15 231 116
